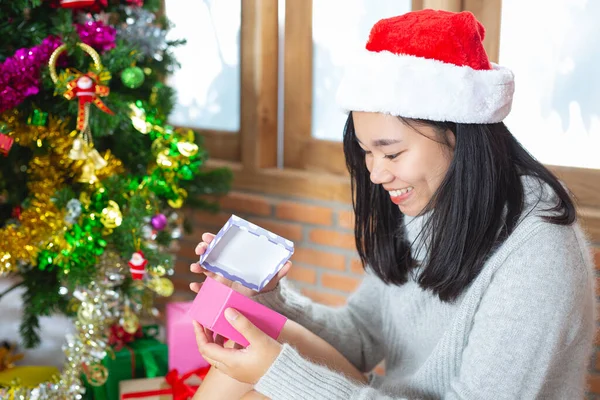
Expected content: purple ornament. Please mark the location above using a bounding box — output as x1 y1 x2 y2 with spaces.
151 214 168 230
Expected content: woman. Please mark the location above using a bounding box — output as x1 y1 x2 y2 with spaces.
189 9 595 400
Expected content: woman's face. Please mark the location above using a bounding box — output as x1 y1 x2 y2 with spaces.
352 112 455 216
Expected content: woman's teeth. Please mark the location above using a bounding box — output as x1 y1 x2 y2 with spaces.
389 187 414 197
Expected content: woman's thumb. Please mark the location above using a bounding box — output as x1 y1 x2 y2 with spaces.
224 308 261 342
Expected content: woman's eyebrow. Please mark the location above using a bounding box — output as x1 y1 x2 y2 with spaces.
356 137 402 147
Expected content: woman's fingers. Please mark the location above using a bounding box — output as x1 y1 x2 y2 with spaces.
193 321 212 346
194 232 216 255
190 262 217 279
214 334 226 347
277 261 292 280
189 282 202 293
202 232 216 243
190 263 203 273
194 242 207 256
263 261 292 292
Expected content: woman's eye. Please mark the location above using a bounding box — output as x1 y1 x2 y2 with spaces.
385 152 402 160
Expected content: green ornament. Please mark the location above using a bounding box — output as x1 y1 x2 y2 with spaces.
178 165 194 180
27 109 48 127
0 122 11 134
121 66 145 89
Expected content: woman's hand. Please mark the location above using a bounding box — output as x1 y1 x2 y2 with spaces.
189 232 292 297
193 308 282 385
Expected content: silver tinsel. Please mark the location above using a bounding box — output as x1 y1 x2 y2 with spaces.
65 198 82 225
117 6 168 61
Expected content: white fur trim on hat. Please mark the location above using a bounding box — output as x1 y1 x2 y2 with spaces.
335 49 515 123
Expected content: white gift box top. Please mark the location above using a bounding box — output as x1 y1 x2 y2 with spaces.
199 215 295 291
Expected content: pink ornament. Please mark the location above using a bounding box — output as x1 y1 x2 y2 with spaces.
128 251 147 280
151 214 168 230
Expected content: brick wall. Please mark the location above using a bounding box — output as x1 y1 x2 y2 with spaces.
173 190 600 398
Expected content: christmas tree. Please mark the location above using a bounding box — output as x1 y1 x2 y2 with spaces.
0 0 231 397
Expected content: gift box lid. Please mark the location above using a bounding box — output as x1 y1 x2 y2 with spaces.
199 215 294 291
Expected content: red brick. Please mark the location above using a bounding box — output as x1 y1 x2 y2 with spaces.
287 266 317 284
595 247 600 270
171 275 198 293
176 240 201 260
595 352 600 371
276 202 333 226
251 218 304 241
338 210 355 230
301 288 347 306
322 273 362 293
174 258 194 275
220 191 272 217
588 374 600 394
350 258 365 275
595 326 600 346
193 210 231 229
597 278 600 297
293 248 345 271
309 229 355 250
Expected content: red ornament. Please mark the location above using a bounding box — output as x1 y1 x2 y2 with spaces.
107 323 142 351
11 206 22 220
128 251 148 280
59 0 95 8
0 134 13 156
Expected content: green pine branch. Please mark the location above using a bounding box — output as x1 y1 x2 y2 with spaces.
19 265 69 348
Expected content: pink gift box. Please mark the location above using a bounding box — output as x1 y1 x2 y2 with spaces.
187 215 294 347
166 302 210 373
188 277 287 347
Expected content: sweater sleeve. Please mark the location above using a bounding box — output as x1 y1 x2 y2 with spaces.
254 223 595 400
254 272 386 373
255 344 408 400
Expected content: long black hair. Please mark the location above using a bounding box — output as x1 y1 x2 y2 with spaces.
343 113 576 302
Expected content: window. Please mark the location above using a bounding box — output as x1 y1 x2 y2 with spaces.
283 0 414 175
165 0 242 161
500 0 600 169
312 0 412 142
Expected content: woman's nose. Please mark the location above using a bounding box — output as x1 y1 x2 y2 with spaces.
370 160 394 185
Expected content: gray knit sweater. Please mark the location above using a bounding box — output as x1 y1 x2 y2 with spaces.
254 177 595 399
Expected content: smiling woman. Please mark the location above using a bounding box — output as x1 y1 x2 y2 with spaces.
189 7 595 400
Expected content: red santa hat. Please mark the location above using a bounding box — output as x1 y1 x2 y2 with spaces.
336 9 514 124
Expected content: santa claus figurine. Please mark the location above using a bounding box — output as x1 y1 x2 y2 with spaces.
74 75 96 105
128 251 147 280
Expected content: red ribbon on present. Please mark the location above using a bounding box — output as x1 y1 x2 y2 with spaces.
121 367 210 400
63 72 114 131
108 324 143 352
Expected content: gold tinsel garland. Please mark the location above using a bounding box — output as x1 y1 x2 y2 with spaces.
0 111 123 275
